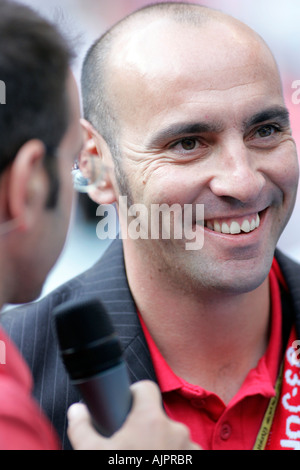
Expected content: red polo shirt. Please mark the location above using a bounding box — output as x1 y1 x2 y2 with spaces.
138 259 283 450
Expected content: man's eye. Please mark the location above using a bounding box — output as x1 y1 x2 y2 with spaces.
255 125 280 138
179 138 198 150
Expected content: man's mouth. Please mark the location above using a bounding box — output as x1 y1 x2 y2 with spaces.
203 213 261 235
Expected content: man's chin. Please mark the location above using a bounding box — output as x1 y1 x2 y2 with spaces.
213 262 272 295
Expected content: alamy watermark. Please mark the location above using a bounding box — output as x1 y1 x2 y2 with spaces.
290 341 300 366
96 196 205 251
0 341 6 364
292 80 300 105
0 80 6 105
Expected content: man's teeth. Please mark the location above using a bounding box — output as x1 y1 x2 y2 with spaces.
206 214 260 235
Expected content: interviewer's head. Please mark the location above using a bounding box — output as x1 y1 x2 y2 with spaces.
0 0 82 304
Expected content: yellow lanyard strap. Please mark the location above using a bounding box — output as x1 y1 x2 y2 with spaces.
253 361 284 450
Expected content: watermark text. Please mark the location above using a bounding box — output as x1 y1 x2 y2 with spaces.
0 340 6 364
96 196 205 251
292 80 300 105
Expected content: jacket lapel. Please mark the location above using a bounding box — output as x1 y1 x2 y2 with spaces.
90 239 157 383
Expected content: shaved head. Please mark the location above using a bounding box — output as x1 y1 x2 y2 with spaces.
82 3 213 151
81 2 281 197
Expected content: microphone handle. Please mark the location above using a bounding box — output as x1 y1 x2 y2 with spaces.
72 361 132 437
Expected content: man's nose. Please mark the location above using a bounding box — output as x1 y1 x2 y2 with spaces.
209 140 265 204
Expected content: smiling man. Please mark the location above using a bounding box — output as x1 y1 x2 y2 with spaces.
3 2 300 450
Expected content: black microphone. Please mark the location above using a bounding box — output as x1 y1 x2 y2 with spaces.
53 297 132 437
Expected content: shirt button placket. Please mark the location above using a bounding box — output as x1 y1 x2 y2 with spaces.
220 422 232 441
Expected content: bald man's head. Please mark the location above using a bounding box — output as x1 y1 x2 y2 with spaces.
81 2 280 191
82 3 213 149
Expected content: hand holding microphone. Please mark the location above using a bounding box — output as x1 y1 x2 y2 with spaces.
53 297 201 450
67 380 201 450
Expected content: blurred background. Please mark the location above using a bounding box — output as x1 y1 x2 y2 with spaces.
11 0 300 296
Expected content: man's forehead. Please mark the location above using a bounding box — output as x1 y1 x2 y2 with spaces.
107 16 282 116
110 15 268 74
107 19 280 112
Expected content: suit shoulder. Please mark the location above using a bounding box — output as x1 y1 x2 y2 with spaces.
275 249 300 279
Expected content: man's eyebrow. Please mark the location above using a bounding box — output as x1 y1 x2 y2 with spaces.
147 122 224 148
147 106 290 148
244 106 291 129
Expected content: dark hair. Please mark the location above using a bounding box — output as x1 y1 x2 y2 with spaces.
0 0 72 206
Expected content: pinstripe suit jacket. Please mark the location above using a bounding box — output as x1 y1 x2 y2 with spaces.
1 238 300 449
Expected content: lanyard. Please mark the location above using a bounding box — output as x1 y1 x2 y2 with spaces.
253 361 284 450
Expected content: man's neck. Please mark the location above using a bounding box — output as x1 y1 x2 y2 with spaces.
124 242 271 404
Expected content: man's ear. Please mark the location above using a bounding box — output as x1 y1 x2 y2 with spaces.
79 118 118 205
7 139 49 231
78 118 99 178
